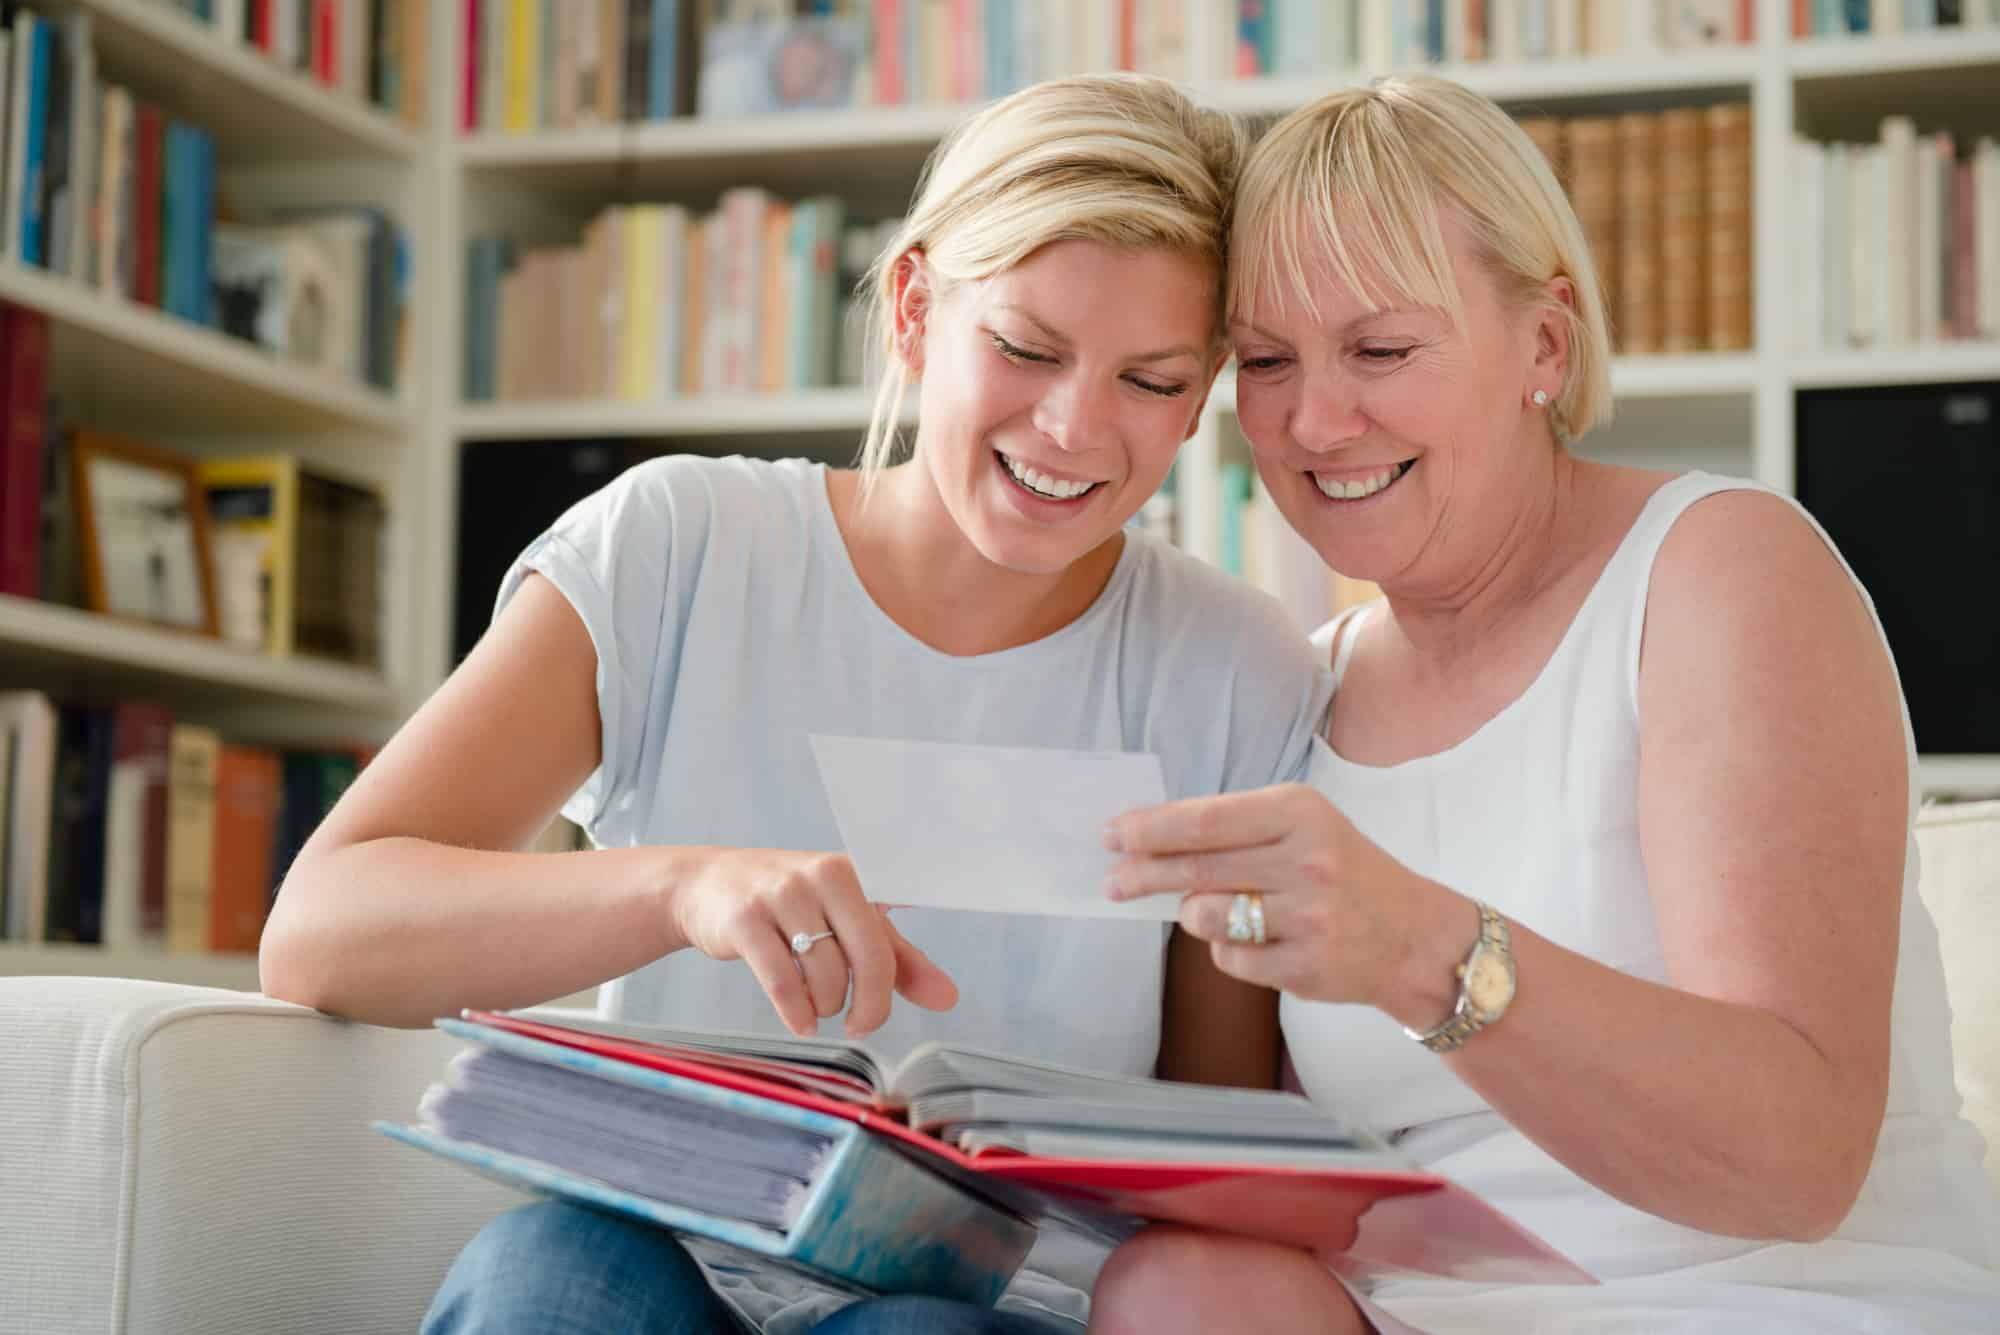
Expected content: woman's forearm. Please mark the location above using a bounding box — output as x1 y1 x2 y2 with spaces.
259 838 695 1028
1385 908 1883 1242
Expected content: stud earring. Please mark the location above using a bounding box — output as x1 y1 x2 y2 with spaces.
1531 389 1549 407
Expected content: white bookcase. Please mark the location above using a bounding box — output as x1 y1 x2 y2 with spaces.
429 2 2000 790
4 1 1997 987
0 0 429 987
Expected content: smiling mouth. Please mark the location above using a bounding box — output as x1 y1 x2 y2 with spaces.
997 450 1102 502
1311 459 1414 501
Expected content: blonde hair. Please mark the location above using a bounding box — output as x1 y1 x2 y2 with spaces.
857 74 1245 481
1232 73 1614 442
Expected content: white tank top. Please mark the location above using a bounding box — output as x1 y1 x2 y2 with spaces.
1282 472 2000 1285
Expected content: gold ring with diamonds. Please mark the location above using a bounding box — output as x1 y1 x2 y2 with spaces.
1226 892 1267 945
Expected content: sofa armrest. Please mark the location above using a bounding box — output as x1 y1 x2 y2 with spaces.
1915 800 2000 1191
1 977 519 1335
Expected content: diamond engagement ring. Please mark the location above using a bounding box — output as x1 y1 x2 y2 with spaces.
790 929 836 955
1225 892 1268 945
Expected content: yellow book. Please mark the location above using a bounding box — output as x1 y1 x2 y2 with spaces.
681 218 708 397
198 455 300 659
620 206 664 400
506 0 539 132
164 723 221 957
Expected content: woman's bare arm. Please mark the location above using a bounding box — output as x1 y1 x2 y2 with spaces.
259 574 690 1026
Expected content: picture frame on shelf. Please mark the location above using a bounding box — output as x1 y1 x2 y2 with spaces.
72 432 221 638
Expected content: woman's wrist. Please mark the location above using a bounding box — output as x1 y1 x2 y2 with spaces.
634 843 713 958
1379 880 1482 1033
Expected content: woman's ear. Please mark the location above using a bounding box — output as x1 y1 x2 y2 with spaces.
1528 274 1575 406
891 249 933 373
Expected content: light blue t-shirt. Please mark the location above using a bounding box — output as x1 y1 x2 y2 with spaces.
497 453 1333 1078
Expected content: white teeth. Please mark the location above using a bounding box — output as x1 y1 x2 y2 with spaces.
1313 461 1408 501
1002 453 1096 500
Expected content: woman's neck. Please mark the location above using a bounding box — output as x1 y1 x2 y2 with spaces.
1381 449 1595 672
824 463 1125 657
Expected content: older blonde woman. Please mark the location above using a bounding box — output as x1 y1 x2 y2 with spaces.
1092 75 2000 1333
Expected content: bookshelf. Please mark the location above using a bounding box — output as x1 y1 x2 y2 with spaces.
432 0 2000 799
7 1 2000 989
0 593 397 709
0 257 406 434
454 385 908 441
36 0 421 163
0 0 433 986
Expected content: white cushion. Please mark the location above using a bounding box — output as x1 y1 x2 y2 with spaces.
1914 800 2000 1189
0 978 517 1335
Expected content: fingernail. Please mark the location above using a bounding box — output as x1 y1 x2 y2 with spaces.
1101 823 1124 851
1104 875 1125 901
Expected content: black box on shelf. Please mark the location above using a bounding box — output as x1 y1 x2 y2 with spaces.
1795 380 2000 756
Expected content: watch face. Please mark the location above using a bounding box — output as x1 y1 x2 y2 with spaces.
1465 950 1515 1018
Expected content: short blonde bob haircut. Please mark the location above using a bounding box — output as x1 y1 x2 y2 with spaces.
857 73 1245 481
1232 73 1614 442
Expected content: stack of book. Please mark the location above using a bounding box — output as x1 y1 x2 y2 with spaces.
383 1010 1592 1303
1518 102 1753 355
466 200 903 403
0 687 371 953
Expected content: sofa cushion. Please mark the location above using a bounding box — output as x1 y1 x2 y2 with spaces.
0 978 517 1335
1914 799 2000 1189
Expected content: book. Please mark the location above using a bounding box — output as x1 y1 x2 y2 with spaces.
0 688 57 942
381 1010 1593 1306
101 700 173 946
163 722 220 955
209 743 281 951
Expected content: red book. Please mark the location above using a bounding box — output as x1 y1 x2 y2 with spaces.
209 745 282 953
874 0 904 105
462 1009 1594 1288
461 0 480 132
106 700 174 942
1953 159 1976 341
0 303 48 599
132 103 166 309
315 0 338 86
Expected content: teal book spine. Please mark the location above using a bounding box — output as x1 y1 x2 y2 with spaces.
379 1019 1036 1306
1218 461 1251 577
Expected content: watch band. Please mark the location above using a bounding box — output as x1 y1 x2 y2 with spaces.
1407 902 1510 1055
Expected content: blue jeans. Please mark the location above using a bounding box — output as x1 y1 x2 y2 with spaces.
425 1201 1074 1335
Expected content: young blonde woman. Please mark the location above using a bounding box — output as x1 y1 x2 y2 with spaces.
261 75 1332 1335
1091 74 2000 1334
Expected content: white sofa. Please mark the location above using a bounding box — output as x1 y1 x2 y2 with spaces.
4 802 1997 1335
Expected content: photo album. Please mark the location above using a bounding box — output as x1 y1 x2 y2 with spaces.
378 1008 1592 1305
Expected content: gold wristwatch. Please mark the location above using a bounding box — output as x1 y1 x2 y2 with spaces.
1406 901 1515 1054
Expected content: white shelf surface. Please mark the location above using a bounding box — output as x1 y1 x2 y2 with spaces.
0 940 261 990
0 261 407 434
41 0 418 163
0 595 398 712
1209 49 1762 118
457 104 969 204
461 354 1755 442
455 387 912 440
1788 344 2000 391
1919 757 2000 798
1788 29 2000 81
